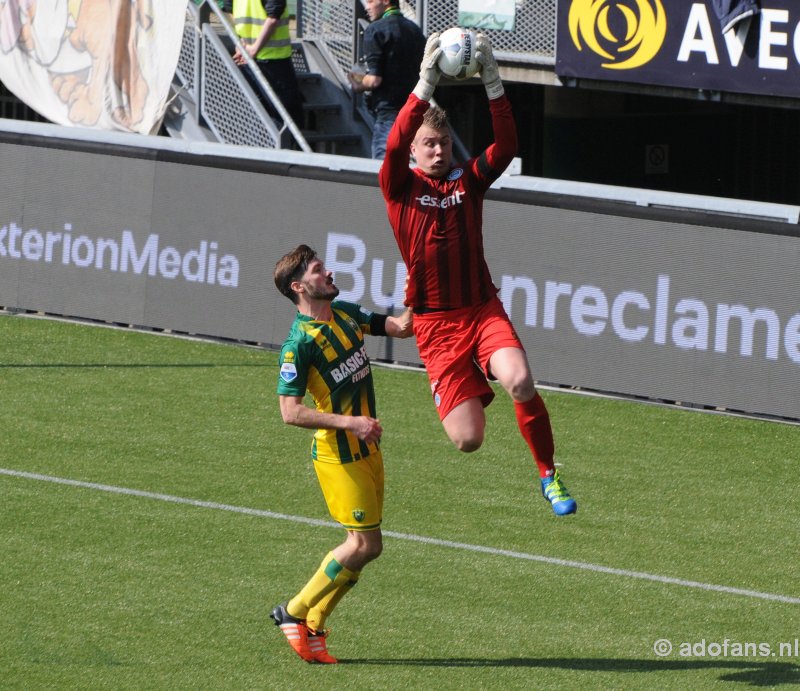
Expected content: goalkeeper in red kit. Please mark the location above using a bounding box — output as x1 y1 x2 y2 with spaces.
378 33 576 515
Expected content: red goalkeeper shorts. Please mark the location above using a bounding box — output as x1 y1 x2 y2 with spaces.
413 296 524 420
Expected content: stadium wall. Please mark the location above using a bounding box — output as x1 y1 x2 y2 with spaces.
2 123 799 421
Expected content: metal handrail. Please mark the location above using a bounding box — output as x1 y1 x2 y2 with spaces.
194 0 311 152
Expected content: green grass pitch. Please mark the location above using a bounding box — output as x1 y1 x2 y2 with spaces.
1 313 798 689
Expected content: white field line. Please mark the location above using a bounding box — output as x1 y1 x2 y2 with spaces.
3 467 799 605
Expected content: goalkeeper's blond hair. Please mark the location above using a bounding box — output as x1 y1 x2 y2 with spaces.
422 106 450 132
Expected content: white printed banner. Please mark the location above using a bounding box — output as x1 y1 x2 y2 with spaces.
0 0 186 134
458 0 516 31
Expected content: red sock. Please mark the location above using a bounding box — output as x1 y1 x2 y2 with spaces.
514 392 555 478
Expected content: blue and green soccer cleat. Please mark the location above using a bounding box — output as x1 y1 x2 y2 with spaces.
541 470 577 515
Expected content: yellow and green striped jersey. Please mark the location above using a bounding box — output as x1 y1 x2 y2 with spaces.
277 301 386 463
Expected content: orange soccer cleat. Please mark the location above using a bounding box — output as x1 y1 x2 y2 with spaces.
307 628 338 664
270 603 313 662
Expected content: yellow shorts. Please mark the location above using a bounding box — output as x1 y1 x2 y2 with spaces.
313 451 384 531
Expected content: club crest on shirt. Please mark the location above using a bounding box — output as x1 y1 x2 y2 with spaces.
447 167 464 181
280 362 298 382
352 509 365 523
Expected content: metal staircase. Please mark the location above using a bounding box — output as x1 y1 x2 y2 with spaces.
292 39 370 155
165 1 372 156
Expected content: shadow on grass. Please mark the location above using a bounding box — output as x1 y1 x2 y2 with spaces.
339 657 799 686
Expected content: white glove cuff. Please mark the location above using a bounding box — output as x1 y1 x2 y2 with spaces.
413 79 435 102
485 79 504 100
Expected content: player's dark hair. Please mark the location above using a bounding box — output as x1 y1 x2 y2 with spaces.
422 106 450 132
274 244 317 304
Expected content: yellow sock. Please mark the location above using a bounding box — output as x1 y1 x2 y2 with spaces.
286 552 358 620
306 570 360 633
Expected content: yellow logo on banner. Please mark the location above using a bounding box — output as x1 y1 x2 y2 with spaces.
568 0 667 70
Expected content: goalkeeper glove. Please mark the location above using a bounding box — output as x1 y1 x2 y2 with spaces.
413 32 442 101
475 33 504 99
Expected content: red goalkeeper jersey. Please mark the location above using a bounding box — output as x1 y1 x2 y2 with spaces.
378 93 517 311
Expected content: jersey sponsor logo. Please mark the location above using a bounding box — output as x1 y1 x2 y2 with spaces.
447 167 464 181
351 366 371 383
415 190 465 209
330 344 371 384
280 362 298 382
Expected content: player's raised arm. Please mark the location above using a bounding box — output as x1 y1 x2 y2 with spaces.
475 33 504 100
474 33 517 177
412 32 442 102
379 33 442 198
385 306 413 338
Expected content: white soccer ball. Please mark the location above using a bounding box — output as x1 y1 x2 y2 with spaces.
437 27 479 80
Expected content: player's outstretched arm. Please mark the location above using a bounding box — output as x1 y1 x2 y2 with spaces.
385 307 413 338
475 33 504 100
412 32 442 101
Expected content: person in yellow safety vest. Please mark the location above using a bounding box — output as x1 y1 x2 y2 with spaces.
232 0 303 129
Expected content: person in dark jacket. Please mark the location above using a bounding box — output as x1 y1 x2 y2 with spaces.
347 0 425 159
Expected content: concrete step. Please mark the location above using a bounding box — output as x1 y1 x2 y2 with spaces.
302 102 342 115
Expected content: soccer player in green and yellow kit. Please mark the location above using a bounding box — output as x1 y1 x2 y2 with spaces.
271 244 412 664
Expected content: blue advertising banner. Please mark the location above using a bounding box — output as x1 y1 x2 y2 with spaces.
556 1 800 98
